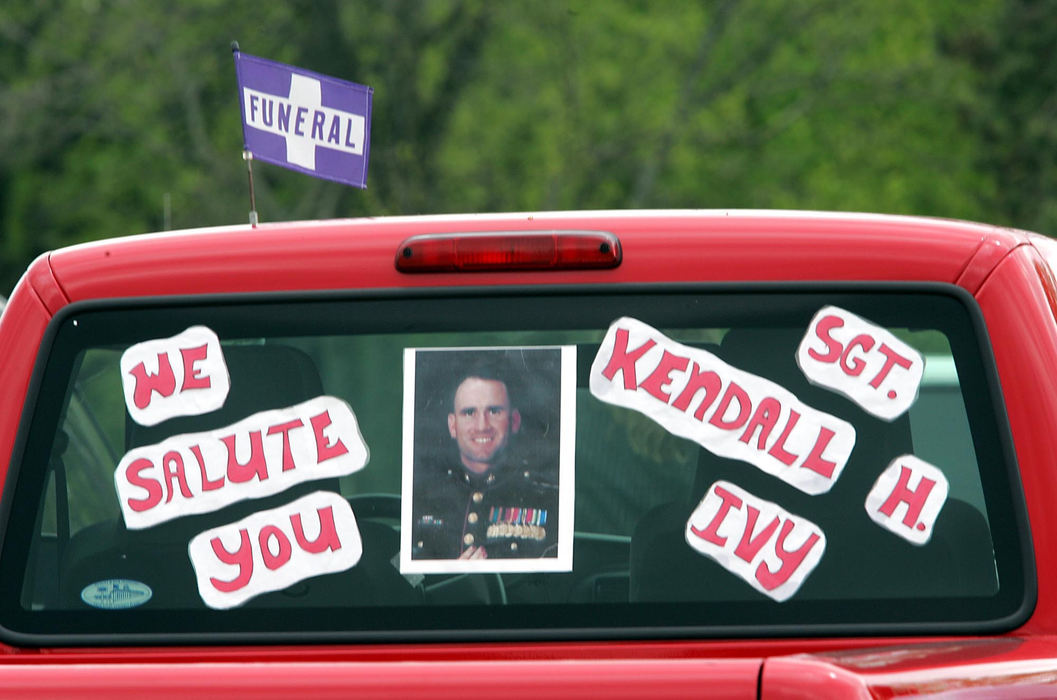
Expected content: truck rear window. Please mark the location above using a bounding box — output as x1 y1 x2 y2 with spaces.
0 286 1030 643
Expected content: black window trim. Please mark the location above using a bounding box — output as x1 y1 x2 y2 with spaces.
0 281 1035 647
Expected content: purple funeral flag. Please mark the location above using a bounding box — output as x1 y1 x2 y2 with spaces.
234 50 372 188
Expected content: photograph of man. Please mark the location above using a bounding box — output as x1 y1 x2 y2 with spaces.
407 348 564 565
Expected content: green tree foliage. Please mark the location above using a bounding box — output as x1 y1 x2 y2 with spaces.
0 0 1044 294
960 0 1057 233
438 0 1001 217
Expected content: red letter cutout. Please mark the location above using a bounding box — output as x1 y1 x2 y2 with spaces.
259 525 293 571
639 350 690 402
129 353 176 409
688 484 744 547
311 410 350 463
291 506 343 554
125 458 163 513
755 521 821 591
806 315 844 363
267 418 306 472
877 464 936 527
209 530 253 592
222 431 269 483
601 327 656 390
179 344 212 391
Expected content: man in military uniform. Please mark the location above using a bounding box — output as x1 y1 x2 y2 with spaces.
411 358 559 561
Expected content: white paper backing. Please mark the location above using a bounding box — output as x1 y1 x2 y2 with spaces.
590 317 855 495
797 306 924 421
685 480 826 602
188 491 362 609
120 326 231 427
865 454 949 546
115 395 369 529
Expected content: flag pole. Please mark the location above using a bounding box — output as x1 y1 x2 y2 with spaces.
243 149 258 228
232 40 258 228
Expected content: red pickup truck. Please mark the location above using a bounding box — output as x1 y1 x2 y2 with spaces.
0 210 1054 697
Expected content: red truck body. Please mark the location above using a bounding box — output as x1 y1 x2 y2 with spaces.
1 210 1056 697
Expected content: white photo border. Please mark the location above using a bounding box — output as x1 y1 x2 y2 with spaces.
399 345 576 574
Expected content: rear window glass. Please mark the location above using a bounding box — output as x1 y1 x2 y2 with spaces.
0 287 1029 643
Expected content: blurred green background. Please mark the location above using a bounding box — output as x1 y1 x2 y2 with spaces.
1 0 1054 293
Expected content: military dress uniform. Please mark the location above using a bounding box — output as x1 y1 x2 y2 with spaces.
412 457 559 560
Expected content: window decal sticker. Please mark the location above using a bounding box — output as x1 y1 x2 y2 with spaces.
115 395 369 530
80 579 153 610
188 491 362 610
686 480 826 602
865 455 949 546
797 306 924 421
400 346 576 575
121 326 231 427
590 317 854 496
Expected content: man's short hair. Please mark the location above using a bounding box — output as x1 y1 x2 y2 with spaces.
447 354 519 411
